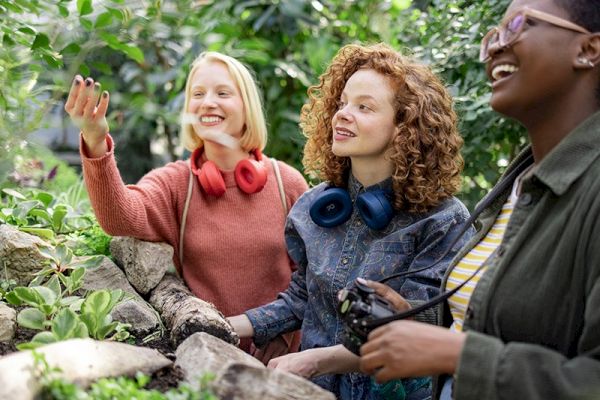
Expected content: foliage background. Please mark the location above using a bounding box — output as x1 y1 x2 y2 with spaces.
0 0 527 209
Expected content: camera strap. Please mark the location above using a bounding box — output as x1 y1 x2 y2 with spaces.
370 151 534 329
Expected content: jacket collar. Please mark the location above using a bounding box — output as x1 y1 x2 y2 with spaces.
530 111 600 196
347 173 393 200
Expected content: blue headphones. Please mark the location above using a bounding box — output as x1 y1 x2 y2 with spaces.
309 187 394 230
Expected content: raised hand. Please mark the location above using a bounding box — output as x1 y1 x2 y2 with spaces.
64 75 110 157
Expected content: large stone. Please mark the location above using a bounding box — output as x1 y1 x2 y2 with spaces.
175 333 335 400
175 332 263 389
0 303 16 342
214 363 336 400
0 224 49 286
81 256 160 335
110 237 173 295
0 338 172 400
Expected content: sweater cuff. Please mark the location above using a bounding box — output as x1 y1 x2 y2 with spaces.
79 133 113 159
454 331 503 400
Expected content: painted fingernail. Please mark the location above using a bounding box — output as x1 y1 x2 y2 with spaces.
73 77 80 86
102 91 108 98
356 277 368 285
85 78 92 87
94 82 101 92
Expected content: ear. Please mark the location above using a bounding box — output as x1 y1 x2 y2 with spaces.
574 33 600 69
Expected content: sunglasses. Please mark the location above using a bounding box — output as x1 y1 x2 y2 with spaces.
479 8 591 62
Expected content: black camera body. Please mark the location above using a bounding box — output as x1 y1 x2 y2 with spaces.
337 280 396 355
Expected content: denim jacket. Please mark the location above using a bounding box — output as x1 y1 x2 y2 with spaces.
246 175 473 400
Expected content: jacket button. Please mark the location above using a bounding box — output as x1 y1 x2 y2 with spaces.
519 193 532 206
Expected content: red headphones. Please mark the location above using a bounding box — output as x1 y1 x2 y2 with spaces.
190 147 267 197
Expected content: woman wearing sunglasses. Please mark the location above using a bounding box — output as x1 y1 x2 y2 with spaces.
358 0 600 399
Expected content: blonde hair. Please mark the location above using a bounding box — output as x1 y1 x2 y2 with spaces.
180 51 268 152
301 43 464 213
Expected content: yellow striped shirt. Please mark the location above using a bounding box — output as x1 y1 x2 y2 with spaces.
447 197 514 332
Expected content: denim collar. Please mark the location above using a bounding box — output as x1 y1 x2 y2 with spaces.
347 173 393 200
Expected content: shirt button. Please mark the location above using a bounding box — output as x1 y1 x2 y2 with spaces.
519 193 532 206
355 220 362 227
342 257 349 265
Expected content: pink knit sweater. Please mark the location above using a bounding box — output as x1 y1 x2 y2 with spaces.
81 135 308 323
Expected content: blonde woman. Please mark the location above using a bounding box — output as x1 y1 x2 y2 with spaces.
65 51 308 355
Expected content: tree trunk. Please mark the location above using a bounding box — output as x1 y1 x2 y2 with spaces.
148 273 239 348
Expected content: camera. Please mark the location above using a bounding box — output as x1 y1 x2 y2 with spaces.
337 280 396 355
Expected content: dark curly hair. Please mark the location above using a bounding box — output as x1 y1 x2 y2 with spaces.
301 43 464 213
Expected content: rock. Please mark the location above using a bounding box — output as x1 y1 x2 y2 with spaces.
110 237 173 295
0 338 172 400
81 256 160 335
0 224 49 286
175 332 335 400
0 303 16 342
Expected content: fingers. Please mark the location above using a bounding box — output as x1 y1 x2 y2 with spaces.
64 75 83 113
83 82 101 119
361 279 410 312
96 90 110 119
267 355 282 369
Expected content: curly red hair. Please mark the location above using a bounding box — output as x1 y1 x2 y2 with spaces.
301 43 464 213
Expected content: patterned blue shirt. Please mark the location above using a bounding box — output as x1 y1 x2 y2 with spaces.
246 175 473 399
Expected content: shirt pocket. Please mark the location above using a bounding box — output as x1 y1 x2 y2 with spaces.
361 237 414 280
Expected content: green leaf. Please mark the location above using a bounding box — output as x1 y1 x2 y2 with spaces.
55 243 70 265
95 11 113 28
119 45 144 64
31 33 50 50
17 308 46 330
31 331 57 345
35 191 54 207
13 287 44 307
32 286 58 307
70 267 86 283
45 275 62 298
52 308 79 339
77 0 93 16
19 227 55 240
52 205 68 232
4 291 22 306
2 188 26 200
70 255 103 270
82 290 111 316
97 321 118 340
58 4 69 17
29 209 51 222
80 17 93 31
61 43 81 56
74 321 89 338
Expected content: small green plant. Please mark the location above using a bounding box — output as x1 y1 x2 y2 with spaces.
34 350 218 400
0 188 94 240
7 279 130 349
79 289 131 341
33 243 103 292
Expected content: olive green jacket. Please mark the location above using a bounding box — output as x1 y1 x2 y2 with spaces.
436 111 600 400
